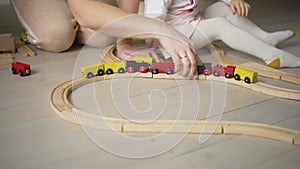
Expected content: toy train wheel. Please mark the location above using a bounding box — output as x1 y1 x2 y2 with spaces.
127 67 135 73
87 72 94 78
98 69 104 76
11 68 17 74
203 69 210 76
152 68 159 74
166 68 174 75
106 68 113 75
25 69 31 75
225 72 231 78
234 74 240 81
140 67 147 73
19 70 24 77
213 71 220 77
244 77 251 84
118 68 125 73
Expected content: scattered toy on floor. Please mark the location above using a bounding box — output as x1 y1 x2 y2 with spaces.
11 62 31 77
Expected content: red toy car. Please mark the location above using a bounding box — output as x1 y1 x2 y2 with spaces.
11 62 31 77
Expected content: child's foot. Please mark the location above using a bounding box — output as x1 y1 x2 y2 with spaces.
267 30 296 46
266 54 300 69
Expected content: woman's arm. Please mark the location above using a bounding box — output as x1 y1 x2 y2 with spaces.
68 0 198 79
118 0 140 13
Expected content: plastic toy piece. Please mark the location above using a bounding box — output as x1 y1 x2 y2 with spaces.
50 77 300 147
20 32 30 44
11 62 31 77
0 33 16 53
0 54 14 66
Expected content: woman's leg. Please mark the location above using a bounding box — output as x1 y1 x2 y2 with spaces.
191 17 300 68
201 1 295 46
10 0 78 52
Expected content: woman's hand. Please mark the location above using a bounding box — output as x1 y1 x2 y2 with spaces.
158 33 198 79
230 0 251 17
117 38 162 62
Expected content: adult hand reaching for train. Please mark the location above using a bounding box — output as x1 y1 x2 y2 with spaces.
117 38 163 62
68 0 198 79
158 35 198 79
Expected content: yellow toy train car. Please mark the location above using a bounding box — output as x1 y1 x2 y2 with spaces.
234 67 258 84
134 56 153 64
104 61 126 74
81 61 126 78
80 63 105 78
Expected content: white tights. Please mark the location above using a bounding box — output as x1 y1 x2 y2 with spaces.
192 2 299 68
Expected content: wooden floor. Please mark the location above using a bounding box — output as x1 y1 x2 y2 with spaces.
1 0 300 168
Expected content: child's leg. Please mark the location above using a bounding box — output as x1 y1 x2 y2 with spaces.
191 17 300 68
201 2 295 46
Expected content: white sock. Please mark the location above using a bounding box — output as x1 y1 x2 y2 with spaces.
265 52 300 68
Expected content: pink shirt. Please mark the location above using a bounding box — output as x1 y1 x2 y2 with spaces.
144 0 231 38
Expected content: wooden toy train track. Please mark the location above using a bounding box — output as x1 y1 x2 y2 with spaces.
50 44 300 146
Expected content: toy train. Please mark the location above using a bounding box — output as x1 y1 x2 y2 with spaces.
11 62 31 77
81 56 258 84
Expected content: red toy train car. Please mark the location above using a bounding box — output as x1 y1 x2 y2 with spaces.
212 65 236 78
149 62 175 74
11 62 31 76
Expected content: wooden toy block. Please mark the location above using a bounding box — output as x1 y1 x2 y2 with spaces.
0 33 16 53
15 39 36 57
0 53 14 66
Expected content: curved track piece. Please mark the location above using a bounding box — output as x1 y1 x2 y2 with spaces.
101 44 300 100
50 76 300 146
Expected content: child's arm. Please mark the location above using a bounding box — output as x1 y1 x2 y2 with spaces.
222 0 251 17
144 0 171 21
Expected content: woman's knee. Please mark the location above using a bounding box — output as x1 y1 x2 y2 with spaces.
10 0 78 52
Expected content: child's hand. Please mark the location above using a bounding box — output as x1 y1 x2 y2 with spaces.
230 0 251 17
